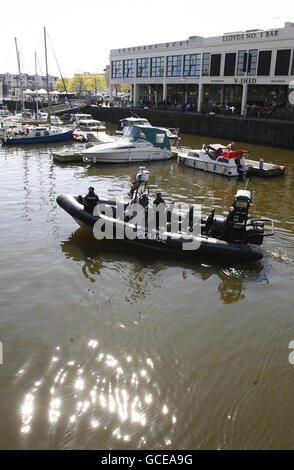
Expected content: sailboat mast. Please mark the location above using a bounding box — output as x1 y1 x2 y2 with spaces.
14 37 24 112
44 27 51 124
35 52 39 119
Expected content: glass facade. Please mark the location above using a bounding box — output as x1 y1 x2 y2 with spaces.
275 49 291 75
247 50 258 75
237 51 248 76
183 54 201 77
123 59 135 78
137 58 149 77
151 57 164 77
111 60 123 79
202 53 210 76
224 53 236 76
112 45 294 82
166 55 182 77
237 50 258 76
257 50 272 76
210 54 221 76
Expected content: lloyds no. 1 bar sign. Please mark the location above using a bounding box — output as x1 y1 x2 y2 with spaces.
223 30 279 42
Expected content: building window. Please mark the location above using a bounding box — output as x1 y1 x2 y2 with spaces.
151 57 165 77
275 49 291 76
137 58 149 77
166 55 182 77
237 50 248 76
202 53 210 76
210 54 221 76
123 59 135 78
257 50 272 76
111 60 123 79
224 53 236 76
247 50 258 75
183 54 201 76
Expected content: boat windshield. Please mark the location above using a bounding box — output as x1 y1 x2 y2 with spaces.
128 120 150 127
80 120 101 126
71 114 92 121
122 125 170 149
119 118 151 130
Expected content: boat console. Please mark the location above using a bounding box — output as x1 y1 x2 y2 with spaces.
203 189 274 245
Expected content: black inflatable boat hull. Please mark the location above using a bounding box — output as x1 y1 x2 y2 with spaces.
57 194 263 262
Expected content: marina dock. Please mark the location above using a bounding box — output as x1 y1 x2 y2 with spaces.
52 150 84 163
246 159 286 177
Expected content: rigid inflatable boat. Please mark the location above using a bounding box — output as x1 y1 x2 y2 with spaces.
57 169 274 262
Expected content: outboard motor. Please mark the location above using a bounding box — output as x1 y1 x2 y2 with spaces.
237 156 248 176
224 190 264 244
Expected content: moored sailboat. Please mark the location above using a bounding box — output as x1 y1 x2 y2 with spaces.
1 28 73 145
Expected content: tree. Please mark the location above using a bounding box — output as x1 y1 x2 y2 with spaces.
70 74 86 93
121 83 131 93
83 73 106 93
55 73 107 94
55 77 71 92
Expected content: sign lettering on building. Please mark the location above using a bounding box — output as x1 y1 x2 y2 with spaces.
234 78 257 84
223 30 279 42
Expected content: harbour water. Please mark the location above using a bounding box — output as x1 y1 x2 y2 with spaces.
0 124 294 449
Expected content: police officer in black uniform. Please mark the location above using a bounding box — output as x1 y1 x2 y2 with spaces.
153 192 165 207
83 187 99 214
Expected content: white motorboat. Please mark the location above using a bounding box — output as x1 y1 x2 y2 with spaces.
38 112 63 125
78 119 106 132
69 113 93 125
83 124 173 164
116 116 178 145
178 143 249 177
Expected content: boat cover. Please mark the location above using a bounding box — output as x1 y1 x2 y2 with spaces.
221 150 248 159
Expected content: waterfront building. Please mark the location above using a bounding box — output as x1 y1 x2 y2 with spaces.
109 22 294 115
0 73 58 97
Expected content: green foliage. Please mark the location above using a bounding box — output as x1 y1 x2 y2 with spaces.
54 73 107 93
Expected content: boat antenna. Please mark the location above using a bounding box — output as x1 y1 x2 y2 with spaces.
130 110 141 119
14 37 24 112
244 178 250 190
47 31 74 114
44 26 51 124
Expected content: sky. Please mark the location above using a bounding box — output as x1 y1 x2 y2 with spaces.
0 0 293 78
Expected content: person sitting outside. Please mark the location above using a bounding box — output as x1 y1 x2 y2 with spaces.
227 142 235 151
83 187 99 214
